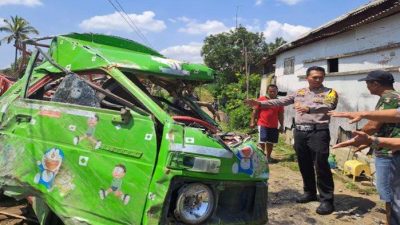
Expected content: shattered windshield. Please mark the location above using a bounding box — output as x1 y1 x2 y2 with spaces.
25 59 219 135
129 73 220 129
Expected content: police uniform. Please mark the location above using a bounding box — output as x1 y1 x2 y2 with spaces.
260 86 338 204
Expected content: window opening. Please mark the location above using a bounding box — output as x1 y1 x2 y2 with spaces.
327 58 338 73
25 69 147 114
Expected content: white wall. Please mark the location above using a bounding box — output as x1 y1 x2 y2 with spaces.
274 13 400 144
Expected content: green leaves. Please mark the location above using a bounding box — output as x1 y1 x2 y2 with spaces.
0 15 39 71
201 28 287 131
0 15 39 44
201 27 268 83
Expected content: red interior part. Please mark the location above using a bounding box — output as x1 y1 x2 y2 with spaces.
172 116 218 134
27 75 57 97
0 76 14 96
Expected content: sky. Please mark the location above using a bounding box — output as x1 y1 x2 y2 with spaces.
0 0 371 69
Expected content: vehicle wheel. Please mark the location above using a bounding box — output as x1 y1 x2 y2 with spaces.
174 183 215 225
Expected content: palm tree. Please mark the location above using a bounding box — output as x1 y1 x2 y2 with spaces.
0 16 39 69
268 37 287 54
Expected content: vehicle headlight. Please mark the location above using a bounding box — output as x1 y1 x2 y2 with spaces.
168 152 221 174
174 183 215 224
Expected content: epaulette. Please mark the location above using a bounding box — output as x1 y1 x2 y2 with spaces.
296 88 307 95
327 88 338 96
324 88 338 104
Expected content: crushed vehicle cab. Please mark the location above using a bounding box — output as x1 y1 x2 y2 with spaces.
0 33 269 225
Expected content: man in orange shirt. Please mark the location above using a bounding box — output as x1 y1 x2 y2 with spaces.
250 84 284 162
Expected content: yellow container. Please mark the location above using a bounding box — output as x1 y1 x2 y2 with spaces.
343 160 371 182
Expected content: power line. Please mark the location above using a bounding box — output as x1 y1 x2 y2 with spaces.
105 0 153 48
114 0 152 48
106 0 150 46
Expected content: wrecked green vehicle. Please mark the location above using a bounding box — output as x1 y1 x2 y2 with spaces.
0 33 268 225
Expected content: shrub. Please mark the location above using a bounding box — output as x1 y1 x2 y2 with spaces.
228 104 252 131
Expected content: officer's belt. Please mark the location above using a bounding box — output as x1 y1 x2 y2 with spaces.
295 124 329 131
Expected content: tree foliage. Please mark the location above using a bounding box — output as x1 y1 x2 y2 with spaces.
201 26 268 84
268 37 287 54
203 72 261 131
201 27 287 131
0 15 39 69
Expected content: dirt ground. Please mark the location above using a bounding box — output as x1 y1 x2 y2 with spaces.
267 162 386 225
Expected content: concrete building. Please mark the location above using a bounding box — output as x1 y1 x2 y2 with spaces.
264 0 400 146
262 0 400 171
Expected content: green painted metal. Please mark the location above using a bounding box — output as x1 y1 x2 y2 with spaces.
45 33 215 81
0 33 268 225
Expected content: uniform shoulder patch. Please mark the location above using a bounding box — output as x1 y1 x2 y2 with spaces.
328 89 338 97
324 89 338 104
296 88 306 96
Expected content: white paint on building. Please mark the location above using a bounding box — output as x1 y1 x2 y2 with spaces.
273 9 400 144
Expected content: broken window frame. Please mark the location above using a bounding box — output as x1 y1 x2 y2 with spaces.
21 45 218 129
283 57 295 75
22 49 151 117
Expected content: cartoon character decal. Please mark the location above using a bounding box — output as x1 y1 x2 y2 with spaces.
73 114 102 150
232 146 254 176
232 145 269 178
34 148 64 190
99 164 131 205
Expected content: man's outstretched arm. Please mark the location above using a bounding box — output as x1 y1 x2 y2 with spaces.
329 109 400 124
333 130 400 152
245 94 295 109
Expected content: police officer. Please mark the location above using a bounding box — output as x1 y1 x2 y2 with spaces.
245 66 338 215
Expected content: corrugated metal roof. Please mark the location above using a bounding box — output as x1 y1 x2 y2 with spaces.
271 0 400 57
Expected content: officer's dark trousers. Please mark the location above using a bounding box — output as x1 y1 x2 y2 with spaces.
294 129 334 203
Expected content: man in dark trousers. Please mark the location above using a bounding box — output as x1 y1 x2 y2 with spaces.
246 66 338 215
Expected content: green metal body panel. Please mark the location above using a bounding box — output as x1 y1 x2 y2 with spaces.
45 33 214 81
0 33 268 225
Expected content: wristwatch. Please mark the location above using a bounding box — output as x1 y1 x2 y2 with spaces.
370 136 380 149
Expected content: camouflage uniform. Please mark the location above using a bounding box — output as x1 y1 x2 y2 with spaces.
373 90 400 210
374 90 400 157
260 86 338 203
